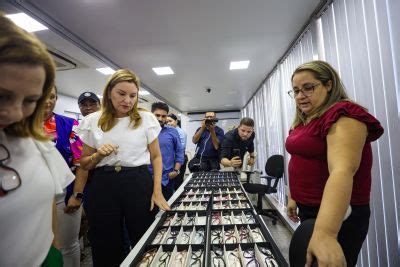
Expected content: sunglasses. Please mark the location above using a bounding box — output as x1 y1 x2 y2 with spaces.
0 144 21 197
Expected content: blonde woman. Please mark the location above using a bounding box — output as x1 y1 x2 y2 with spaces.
286 61 384 266
78 69 170 266
0 13 73 266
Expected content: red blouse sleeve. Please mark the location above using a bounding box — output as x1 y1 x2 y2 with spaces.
320 101 384 142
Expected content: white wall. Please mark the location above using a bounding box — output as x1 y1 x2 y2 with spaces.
54 94 81 120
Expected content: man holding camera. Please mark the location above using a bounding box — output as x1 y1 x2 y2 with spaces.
191 111 224 171
220 117 256 168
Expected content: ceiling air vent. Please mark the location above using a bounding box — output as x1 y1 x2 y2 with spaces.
47 49 77 71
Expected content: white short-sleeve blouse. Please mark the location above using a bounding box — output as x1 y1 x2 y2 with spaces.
0 131 74 266
77 110 161 167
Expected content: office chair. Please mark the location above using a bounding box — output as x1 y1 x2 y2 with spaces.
242 154 284 225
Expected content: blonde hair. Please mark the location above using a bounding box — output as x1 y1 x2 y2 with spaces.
291 60 350 128
0 13 55 140
98 69 143 131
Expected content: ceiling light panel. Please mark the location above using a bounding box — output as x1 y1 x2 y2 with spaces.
6 13 48 32
229 60 250 70
152 67 174 76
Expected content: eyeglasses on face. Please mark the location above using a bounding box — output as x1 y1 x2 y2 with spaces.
287 83 321 98
0 144 22 197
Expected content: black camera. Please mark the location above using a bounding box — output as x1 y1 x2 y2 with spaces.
205 118 218 126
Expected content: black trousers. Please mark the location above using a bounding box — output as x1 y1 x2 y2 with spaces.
88 166 156 267
173 154 188 190
289 203 370 267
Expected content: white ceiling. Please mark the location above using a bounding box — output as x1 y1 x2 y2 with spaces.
2 0 322 113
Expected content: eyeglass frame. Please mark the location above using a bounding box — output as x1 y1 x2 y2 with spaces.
287 83 321 98
0 144 22 195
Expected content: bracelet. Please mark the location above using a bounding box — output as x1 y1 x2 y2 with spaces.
90 153 96 163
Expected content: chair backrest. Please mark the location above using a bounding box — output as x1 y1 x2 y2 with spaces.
265 154 284 178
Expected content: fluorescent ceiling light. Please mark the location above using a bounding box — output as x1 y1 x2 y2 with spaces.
96 67 115 75
139 90 150 96
152 67 174 76
6 13 48 32
229 60 250 70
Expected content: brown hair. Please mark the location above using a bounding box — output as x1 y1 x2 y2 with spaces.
291 60 350 128
0 13 55 140
98 69 143 131
239 117 254 127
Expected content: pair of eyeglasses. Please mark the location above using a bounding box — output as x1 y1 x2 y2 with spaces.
212 249 226 267
165 230 179 244
222 214 232 224
137 248 157 267
186 216 196 225
173 250 188 266
240 201 250 209
193 228 205 244
228 249 243 267
251 228 265 242
239 227 252 243
212 212 221 225
224 228 238 243
243 249 260 267
163 214 174 226
244 213 255 224
231 202 239 209
0 144 22 197
287 83 321 98
152 228 167 244
172 215 184 226
157 251 171 267
179 231 191 244
233 214 243 224
258 247 278 267
211 228 223 244
190 250 203 267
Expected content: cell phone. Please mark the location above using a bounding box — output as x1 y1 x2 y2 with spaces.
232 149 241 158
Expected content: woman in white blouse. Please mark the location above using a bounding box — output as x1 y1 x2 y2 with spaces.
0 13 73 266
79 69 170 266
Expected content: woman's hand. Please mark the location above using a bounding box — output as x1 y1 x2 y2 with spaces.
150 191 171 211
286 197 300 223
306 230 347 267
97 143 119 158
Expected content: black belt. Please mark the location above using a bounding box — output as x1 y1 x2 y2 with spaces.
95 165 147 173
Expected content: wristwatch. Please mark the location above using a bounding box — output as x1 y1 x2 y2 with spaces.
73 192 84 200
174 169 180 175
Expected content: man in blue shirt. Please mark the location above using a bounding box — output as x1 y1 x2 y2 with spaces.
191 111 224 171
149 102 184 200
167 113 187 190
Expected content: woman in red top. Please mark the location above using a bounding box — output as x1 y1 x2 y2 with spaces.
285 61 383 267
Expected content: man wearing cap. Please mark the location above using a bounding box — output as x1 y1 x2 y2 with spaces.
78 92 101 117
